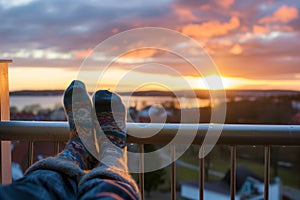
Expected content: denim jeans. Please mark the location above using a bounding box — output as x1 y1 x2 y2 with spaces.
0 157 140 200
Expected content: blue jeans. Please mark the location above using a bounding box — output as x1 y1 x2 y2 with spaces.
0 157 140 200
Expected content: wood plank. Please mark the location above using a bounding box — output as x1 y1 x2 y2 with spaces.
0 61 12 184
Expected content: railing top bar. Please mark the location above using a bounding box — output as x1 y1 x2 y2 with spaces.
0 60 12 63
1 121 300 145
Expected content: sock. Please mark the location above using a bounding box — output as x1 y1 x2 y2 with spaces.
93 90 128 170
57 80 98 170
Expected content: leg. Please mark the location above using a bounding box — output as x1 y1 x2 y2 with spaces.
0 80 97 199
58 80 98 170
78 90 140 199
79 177 139 200
0 168 77 200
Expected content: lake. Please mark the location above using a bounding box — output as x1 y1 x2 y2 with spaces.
10 95 212 111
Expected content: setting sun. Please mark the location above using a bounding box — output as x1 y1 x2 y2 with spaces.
197 75 247 90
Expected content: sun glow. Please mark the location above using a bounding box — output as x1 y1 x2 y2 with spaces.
8 66 300 92
197 74 247 90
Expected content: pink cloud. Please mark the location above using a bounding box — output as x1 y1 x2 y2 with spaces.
111 28 119 34
214 0 235 9
273 25 293 32
259 5 298 24
173 6 198 22
199 4 211 10
181 16 240 38
74 48 93 58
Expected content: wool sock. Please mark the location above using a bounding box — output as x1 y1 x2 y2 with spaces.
93 90 127 170
57 80 98 170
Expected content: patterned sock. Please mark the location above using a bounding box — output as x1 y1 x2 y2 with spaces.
93 90 126 148
93 90 127 170
57 80 98 170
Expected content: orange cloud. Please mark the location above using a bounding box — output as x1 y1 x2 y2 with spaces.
215 0 234 8
74 48 93 58
230 44 243 55
253 25 269 34
219 40 233 46
181 16 240 38
259 5 298 24
116 48 158 64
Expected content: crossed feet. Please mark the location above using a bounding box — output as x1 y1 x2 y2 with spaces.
57 80 127 171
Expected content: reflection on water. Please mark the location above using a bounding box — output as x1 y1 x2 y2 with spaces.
10 95 215 110
10 96 63 110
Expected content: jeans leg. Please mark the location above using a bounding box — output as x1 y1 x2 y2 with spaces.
0 169 77 200
78 165 140 200
79 177 139 200
0 156 84 200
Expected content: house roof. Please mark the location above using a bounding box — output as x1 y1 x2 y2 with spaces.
223 166 264 191
182 180 230 195
181 166 264 195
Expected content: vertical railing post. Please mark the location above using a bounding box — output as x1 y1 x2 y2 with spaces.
199 148 205 200
171 144 176 200
28 141 34 167
139 144 144 200
230 145 237 200
0 59 12 184
264 146 270 200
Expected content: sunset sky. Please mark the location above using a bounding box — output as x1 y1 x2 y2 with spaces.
0 0 300 92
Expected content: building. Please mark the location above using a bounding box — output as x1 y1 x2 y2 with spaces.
181 166 281 200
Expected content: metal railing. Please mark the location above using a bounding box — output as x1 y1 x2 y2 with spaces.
1 121 300 200
1 60 300 200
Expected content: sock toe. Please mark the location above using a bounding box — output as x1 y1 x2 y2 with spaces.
64 80 87 107
93 90 125 113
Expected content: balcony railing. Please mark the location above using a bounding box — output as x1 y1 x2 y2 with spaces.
1 60 300 200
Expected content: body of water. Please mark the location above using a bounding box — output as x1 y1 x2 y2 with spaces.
10 96 63 110
10 95 212 111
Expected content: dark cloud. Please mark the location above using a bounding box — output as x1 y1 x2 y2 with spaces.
0 0 299 84
0 0 171 53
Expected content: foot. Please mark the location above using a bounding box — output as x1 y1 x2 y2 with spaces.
93 90 127 169
57 80 98 170
93 90 126 148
